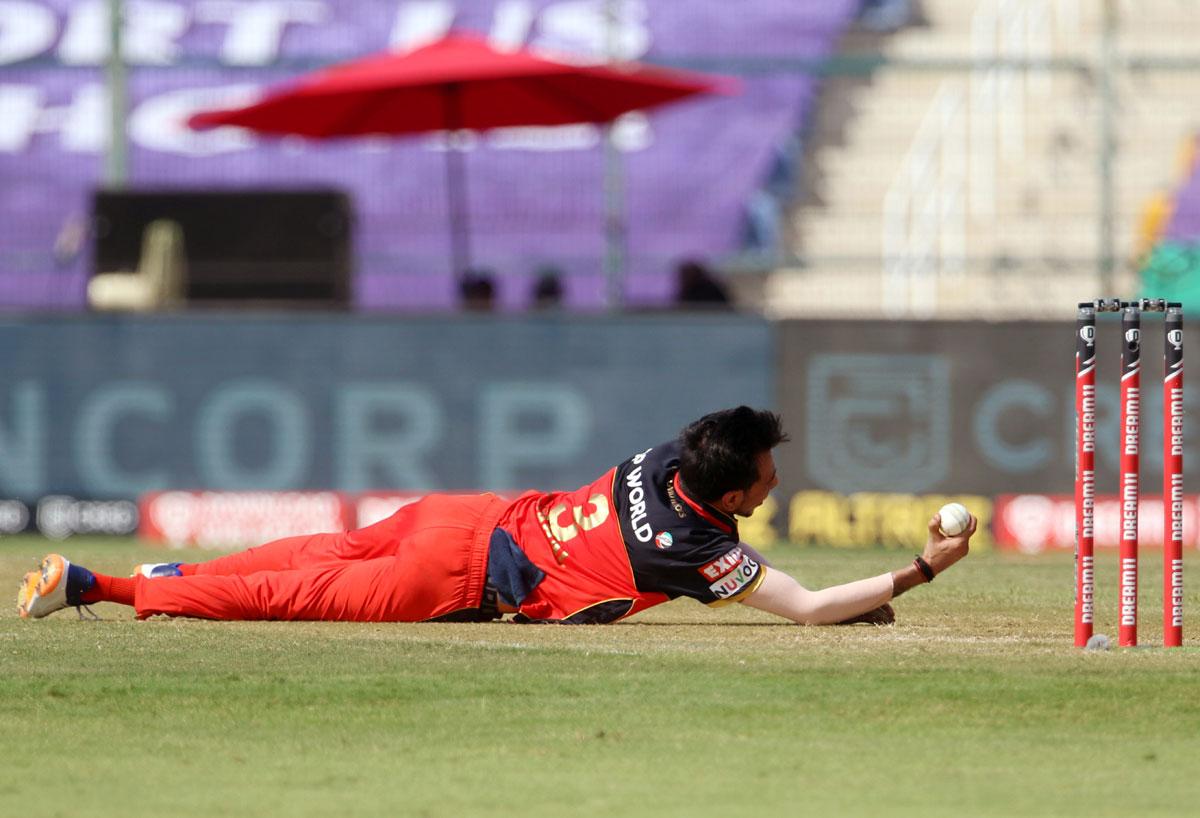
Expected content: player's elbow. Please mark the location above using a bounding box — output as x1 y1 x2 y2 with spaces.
787 611 836 626
740 570 829 624
779 593 830 625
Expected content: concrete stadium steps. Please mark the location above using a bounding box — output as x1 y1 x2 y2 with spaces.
761 264 1098 319
850 0 1200 61
774 0 1200 318
795 172 1157 219
793 215 1107 260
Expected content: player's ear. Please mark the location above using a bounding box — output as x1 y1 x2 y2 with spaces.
716 489 742 514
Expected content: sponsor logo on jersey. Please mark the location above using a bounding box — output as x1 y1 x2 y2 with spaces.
709 555 759 599
699 547 744 581
664 477 687 519
625 460 654 543
654 531 673 550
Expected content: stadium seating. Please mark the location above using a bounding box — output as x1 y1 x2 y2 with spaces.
766 0 1200 318
87 219 187 312
7 2 1199 316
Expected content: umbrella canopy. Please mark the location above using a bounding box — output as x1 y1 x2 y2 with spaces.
188 33 727 291
190 33 726 136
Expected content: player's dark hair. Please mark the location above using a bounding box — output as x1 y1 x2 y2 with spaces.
677 406 788 502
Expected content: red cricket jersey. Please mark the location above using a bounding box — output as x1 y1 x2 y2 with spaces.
497 441 765 623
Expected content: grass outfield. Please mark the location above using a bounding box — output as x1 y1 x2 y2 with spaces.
3 537 1199 818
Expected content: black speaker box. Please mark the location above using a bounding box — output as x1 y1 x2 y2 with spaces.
92 189 353 307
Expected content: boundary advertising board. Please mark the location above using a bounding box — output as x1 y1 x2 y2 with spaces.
774 318 1198 551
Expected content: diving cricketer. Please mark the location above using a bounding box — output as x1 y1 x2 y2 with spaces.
18 406 974 625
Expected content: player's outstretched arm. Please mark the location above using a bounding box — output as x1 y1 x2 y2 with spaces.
739 567 893 625
739 511 976 625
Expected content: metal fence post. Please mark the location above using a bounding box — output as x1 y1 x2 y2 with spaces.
106 0 128 189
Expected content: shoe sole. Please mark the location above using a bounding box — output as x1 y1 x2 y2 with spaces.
17 554 67 619
16 571 38 619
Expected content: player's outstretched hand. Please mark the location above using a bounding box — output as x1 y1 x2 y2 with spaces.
921 512 975 577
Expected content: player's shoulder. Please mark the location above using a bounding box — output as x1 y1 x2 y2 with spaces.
628 528 760 604
611 440 686 541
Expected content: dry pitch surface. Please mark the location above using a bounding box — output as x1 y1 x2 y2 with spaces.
2 536 1199 817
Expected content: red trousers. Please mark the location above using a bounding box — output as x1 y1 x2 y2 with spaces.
134 494 508 622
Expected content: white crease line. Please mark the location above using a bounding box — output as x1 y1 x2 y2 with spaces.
401 638 648 656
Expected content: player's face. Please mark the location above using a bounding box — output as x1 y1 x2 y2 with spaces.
735 450 778 516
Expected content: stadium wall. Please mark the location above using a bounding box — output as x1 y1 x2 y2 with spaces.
0 312 771 501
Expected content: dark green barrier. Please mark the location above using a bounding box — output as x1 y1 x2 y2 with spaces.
0 314 772 501
774 317 1198 497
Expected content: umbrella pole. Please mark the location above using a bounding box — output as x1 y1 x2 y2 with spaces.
602 122 626 310
445 83 471 278
602 3 625 310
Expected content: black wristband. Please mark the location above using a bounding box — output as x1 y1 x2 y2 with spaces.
913 556 935 582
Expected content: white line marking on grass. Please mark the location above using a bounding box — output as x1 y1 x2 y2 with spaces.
885 634 1033 644
402 637 648 657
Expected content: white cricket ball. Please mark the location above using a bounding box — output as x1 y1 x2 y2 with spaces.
938 503 970 536
1085 633 1112 651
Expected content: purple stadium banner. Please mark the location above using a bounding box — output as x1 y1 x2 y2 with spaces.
0 0 857 310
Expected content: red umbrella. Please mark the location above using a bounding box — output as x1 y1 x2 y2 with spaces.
189 32 728 281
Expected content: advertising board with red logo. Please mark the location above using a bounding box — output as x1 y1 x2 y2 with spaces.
139 491 466 548
993 494 1200 554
